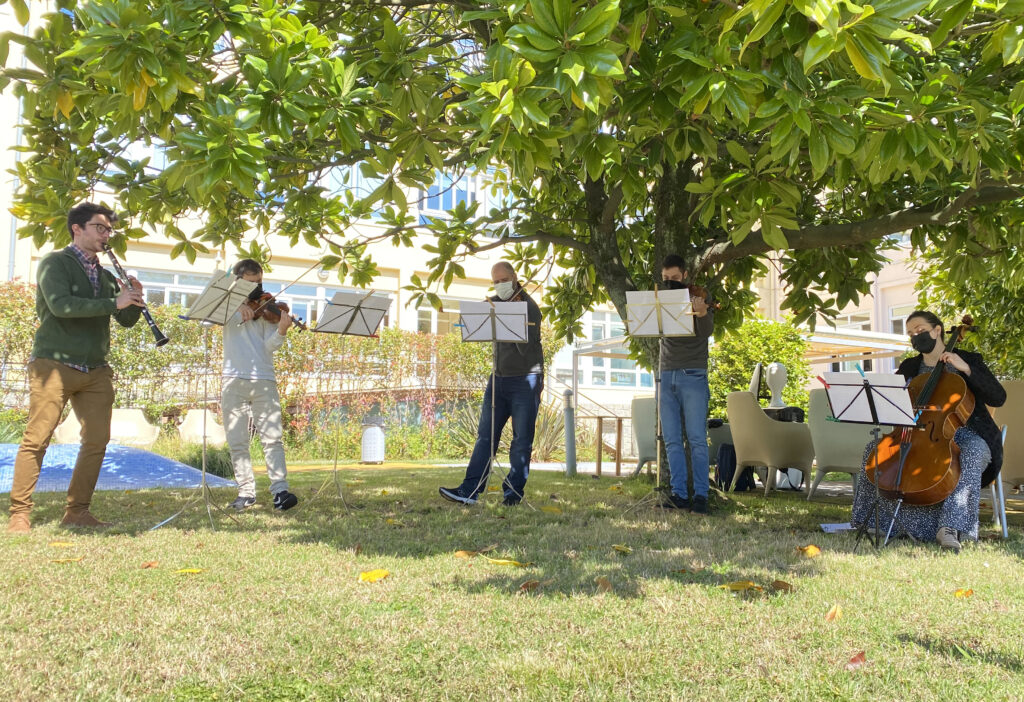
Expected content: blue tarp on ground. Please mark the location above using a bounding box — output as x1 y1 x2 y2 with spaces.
0 444 234 493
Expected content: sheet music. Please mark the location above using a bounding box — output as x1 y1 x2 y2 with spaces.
458 301 528 342
625 289 694 337
821 372 916 426
315 291 390 337
183 270 257 326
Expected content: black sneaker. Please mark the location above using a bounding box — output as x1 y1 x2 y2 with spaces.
272 490 298 511
691 495 710 514
229 496 256 512
663 493 691 510
502 496 521 507
439 486 477 505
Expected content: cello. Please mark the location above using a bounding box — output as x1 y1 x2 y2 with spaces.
865 316 975 506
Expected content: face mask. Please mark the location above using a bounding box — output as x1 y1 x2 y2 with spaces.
494 281 517 300
911 330 937 354
661 279 685 290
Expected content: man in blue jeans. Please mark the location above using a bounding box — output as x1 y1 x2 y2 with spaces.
440 262 544 507
659 254 715 513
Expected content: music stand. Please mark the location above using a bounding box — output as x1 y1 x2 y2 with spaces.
305 291 390 509
622 288 694 514
820 371 916 549
151 271 257 530
457 300 531 507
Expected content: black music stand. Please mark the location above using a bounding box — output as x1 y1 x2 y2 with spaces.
305 290 390 509
820 371 916 549
622 287 694 514
152 271 257 530
457 299 531 508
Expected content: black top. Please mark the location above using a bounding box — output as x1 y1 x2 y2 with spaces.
897 351 1006 487
491 290 544 377
659 307 714 371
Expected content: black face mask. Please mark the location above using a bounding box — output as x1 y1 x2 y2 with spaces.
911 330 937 354
661 279 686 290
247 283 265 301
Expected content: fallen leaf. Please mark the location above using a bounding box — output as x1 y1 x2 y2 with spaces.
771 580 795 592
954 588 974 599
176 568 204 574
379 489 389 496
483 556 534 567
454 550 477 559
487 486 500 492
384 518 404 526
479 543 499 554
595 575 612 593
359 569 390 583
797 544 822 558
141 561 159 569
51 557 84 564
519 579 540 592
609 485 623 492
845 651 867 671
49 541 74 548
825 604 843 622
612 544 632 554
549 494 561 501
718 580 763 592
541 506 562 514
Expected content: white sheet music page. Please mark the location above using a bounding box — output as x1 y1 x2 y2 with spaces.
625 289 693 337
458 301 528 342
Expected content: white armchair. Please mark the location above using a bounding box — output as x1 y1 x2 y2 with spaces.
726 391 815 496
806 388 879 500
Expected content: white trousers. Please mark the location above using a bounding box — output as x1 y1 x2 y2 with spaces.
222 377 289 497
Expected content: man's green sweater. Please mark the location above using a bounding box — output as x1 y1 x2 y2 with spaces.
32 248 142 368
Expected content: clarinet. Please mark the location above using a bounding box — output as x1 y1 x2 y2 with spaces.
101 244 170 347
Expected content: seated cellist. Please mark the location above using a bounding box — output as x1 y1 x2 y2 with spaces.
851 310 1006 552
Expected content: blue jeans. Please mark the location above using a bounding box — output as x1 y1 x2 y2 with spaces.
660 368 710 500
459 374 543 500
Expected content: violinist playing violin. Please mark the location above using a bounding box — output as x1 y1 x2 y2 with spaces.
851 310 1005 552
221 259 299 512
658 254 715 514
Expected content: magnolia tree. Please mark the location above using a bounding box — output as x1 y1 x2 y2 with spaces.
2 0 1023 365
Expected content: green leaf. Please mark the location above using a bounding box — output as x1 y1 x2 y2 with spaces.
10 0 30 26
530 0 562 37
930 0 973 46
575 46 624 77
506 24 562 51
725 141 752 167
808 128 829 176
803 30 836 73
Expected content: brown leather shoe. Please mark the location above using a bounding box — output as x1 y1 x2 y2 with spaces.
7 513 30 534
61 510 112 528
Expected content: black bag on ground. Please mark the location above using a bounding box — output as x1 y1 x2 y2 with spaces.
713 443 756 492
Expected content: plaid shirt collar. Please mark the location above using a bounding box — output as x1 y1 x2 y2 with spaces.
65 243 101 294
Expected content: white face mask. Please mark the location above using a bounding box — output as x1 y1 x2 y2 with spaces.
494 281 517 300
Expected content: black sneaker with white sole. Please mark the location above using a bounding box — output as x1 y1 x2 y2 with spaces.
272 490 298 511
439 486 477 505
229 496 256 512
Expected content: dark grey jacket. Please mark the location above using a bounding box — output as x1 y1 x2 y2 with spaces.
492 290 543 377
659 307 714 371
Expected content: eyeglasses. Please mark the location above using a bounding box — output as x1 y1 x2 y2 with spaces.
86 222 114 236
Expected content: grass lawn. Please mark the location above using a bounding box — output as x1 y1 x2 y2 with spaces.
2 468 1023 701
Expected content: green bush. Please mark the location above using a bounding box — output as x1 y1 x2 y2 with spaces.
150 434 234 479
708 317 811 418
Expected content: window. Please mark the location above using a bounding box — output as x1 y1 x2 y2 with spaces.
420 173 477 218
889 304 916 336
832 312 871 331
830 359 873 372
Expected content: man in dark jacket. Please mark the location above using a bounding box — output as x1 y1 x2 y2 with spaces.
440 262 543 507
7 203 145 534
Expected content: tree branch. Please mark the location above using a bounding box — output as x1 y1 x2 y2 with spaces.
701 185 1024 266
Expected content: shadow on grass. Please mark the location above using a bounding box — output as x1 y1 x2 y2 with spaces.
897 633 1024 673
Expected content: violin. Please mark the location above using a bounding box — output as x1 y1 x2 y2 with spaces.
685 284 722 312
245 292 308 331
865 315 975 505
